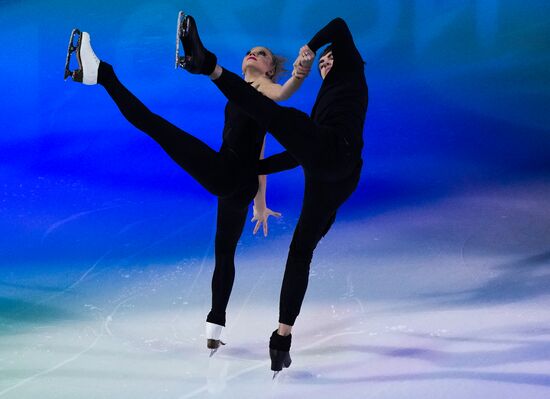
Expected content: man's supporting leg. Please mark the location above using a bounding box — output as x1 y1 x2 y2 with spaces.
278 171 361 327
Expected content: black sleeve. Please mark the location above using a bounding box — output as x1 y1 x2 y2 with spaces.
307 17 363 70
258 151 299 175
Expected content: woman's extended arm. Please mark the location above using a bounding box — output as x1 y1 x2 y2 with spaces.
253 52 314 102
253 136 267 211
252 136 282 236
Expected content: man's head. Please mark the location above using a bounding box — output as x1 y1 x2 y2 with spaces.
318 45 333 80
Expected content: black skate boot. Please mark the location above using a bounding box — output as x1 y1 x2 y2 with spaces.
64 29 100 85
269 330 292 379
206 321 226 357
175 12 217 75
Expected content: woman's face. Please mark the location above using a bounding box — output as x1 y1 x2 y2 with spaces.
242 46 274 78
319 51 333 79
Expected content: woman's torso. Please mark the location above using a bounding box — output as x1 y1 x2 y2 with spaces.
218 101 265 203
221 101 265 168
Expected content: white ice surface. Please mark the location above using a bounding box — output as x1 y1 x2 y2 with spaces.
1 182 550 398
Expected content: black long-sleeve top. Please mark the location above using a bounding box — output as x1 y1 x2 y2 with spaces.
259 18 368 175
308 17 367 131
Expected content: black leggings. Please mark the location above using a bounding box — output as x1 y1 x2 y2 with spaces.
98 62 257 326
208 197 249 326
213 69 361 325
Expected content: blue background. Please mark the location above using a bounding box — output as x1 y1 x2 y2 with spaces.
1 0 549 269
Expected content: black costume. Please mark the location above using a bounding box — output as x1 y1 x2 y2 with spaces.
97 62 265 327
212 18 368 326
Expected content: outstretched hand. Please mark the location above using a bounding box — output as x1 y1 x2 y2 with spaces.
251 205 282 237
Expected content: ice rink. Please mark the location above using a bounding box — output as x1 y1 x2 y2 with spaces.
1 1 549 398
2 181 549 399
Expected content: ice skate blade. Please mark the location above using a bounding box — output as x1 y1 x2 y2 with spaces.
207 339 225 357
272 371 279 380
175 11 190 69
64 28 82 81
175 11 184 68
208 342 225 357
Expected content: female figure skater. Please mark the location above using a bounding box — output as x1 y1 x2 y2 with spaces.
178 16 368 373
64 29 311 355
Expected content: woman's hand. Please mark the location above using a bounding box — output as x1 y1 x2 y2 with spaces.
292 57 310 79
251 204 282 237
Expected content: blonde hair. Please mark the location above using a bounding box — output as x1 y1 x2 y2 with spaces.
269 51 287 82
244 46 288 82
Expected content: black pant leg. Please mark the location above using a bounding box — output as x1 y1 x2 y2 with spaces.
207 196 250 326
98 62 236 197
278 170 361 326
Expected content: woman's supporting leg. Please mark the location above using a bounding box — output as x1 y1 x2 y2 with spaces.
206 197 249 326
98 62 235 197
